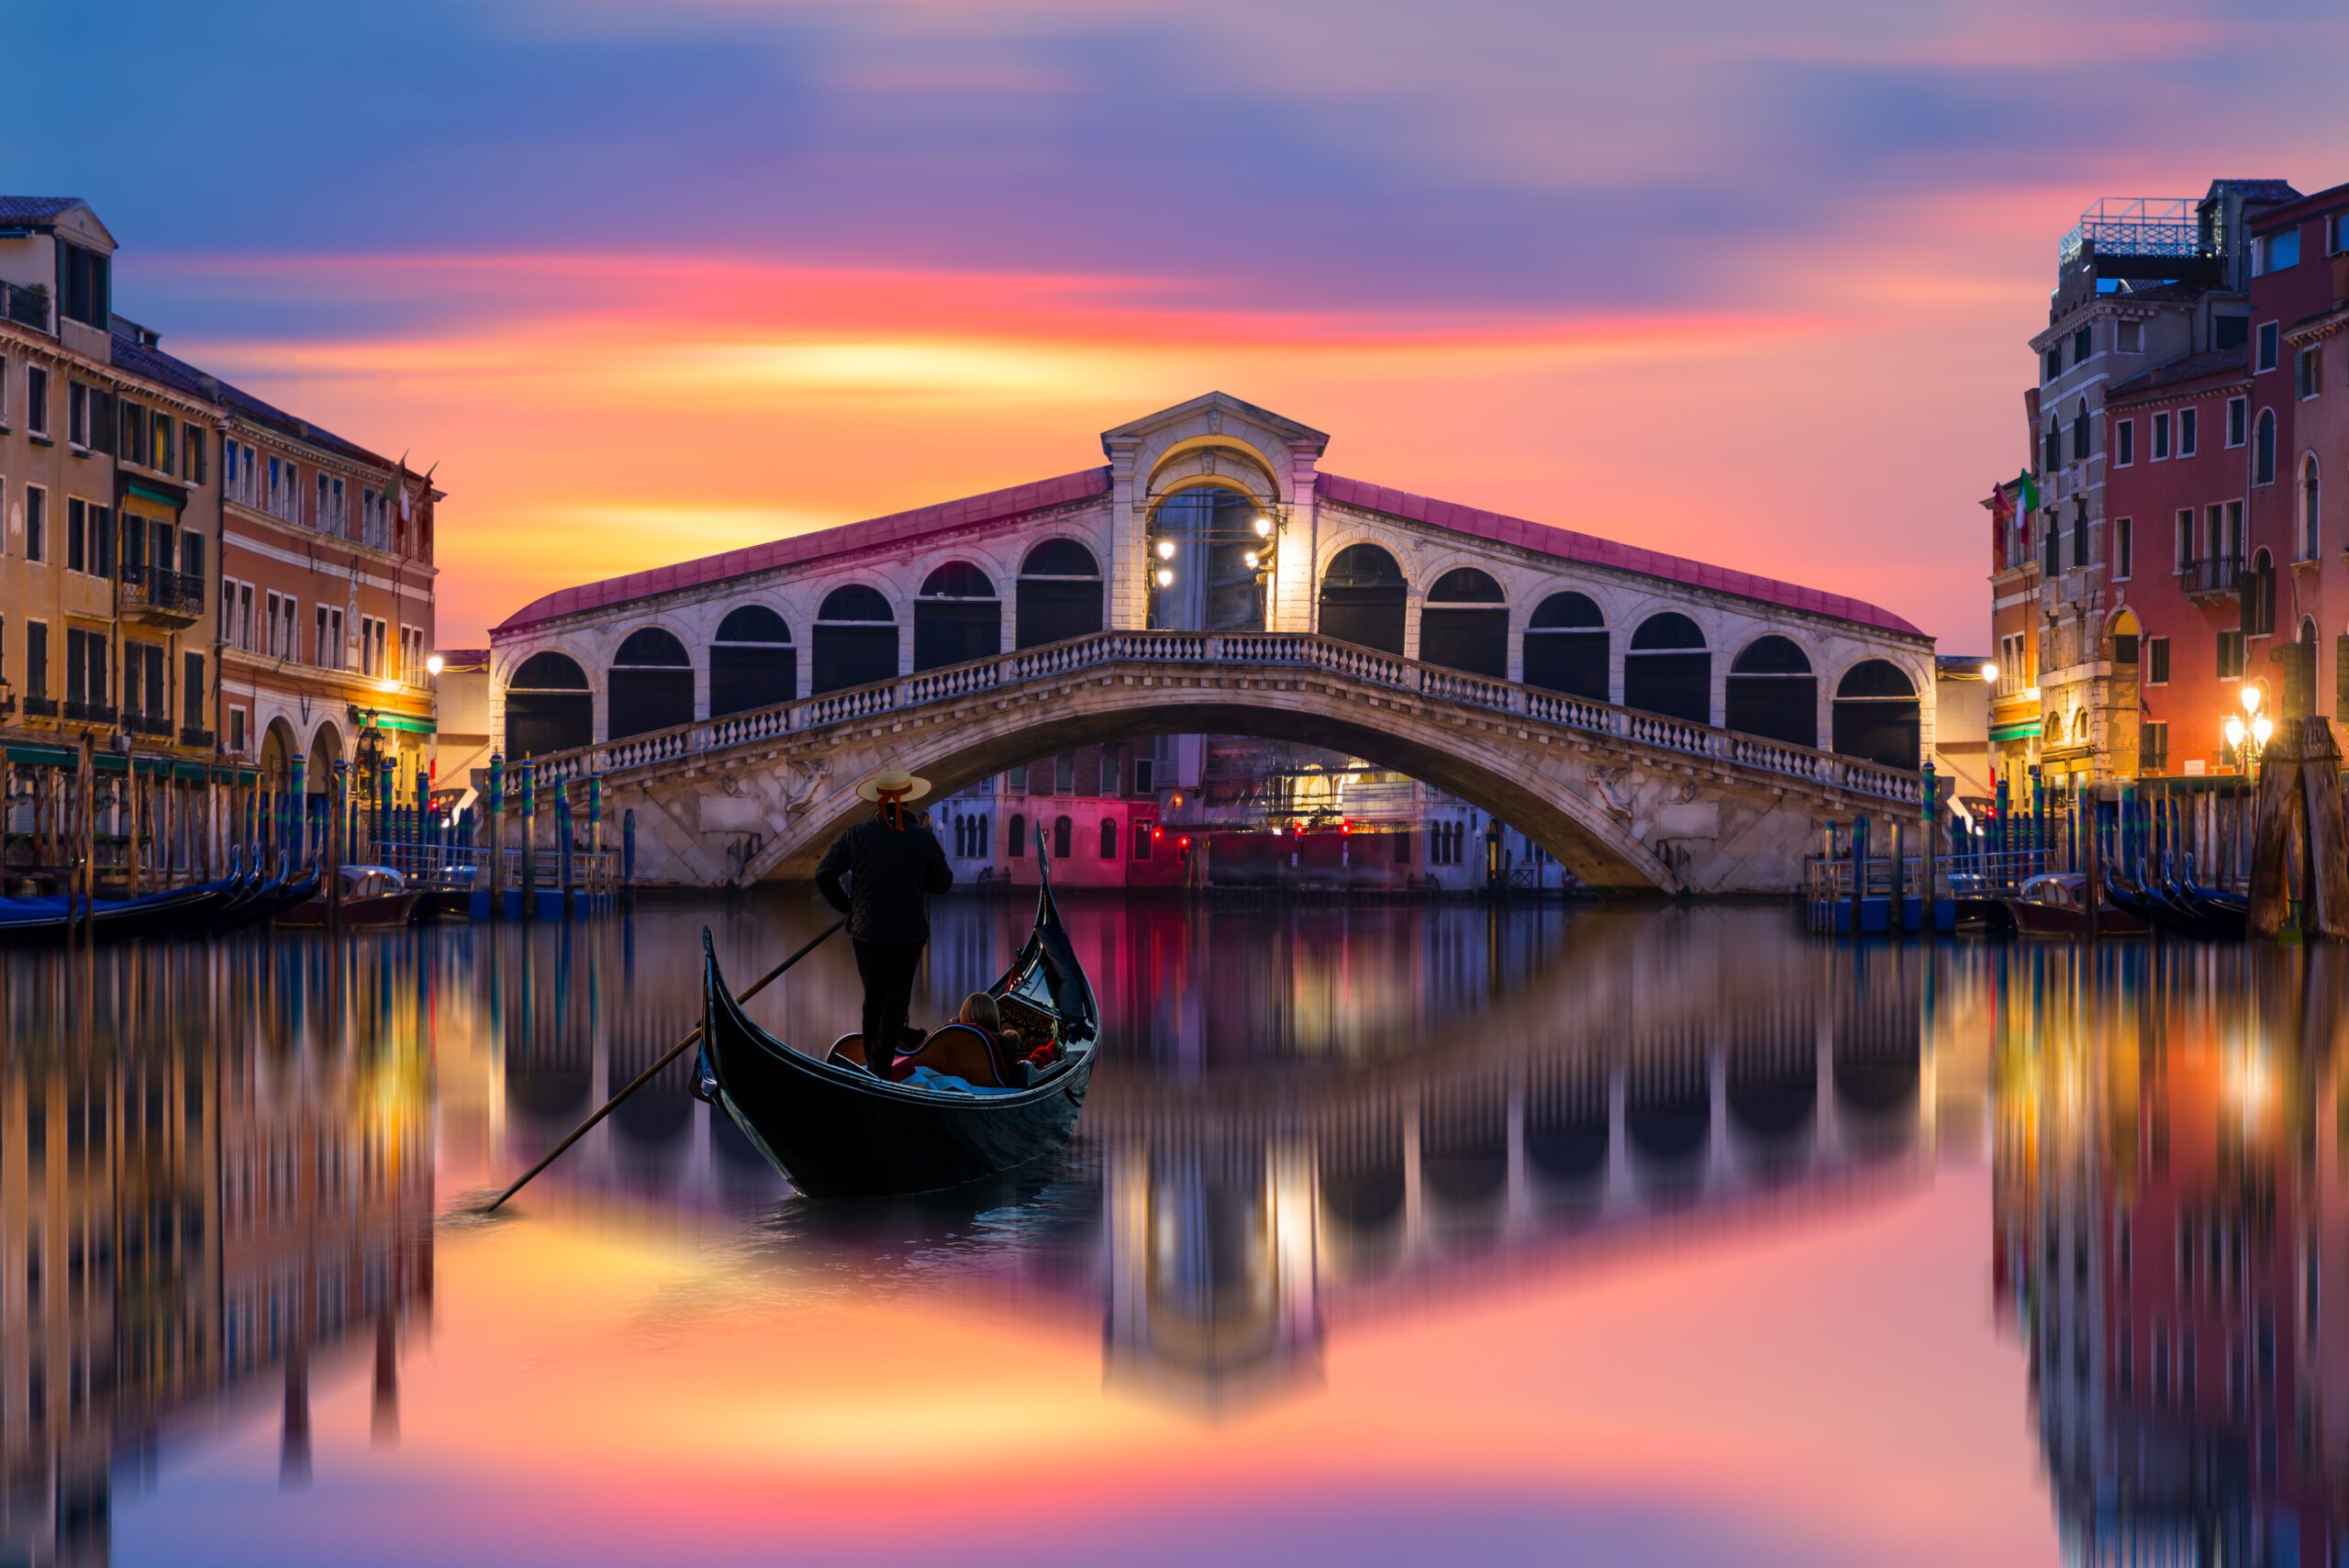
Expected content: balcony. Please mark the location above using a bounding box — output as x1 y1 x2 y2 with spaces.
61 700 117 725
179 726 215 750
22 695 57 718
2182 555 2244 604
0 280 50 334
124 710 173 739
119 566 205 627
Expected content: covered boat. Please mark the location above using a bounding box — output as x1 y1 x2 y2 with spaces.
696 850 1098 1199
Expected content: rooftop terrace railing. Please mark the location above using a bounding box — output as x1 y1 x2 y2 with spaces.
515 630 1923 806
2059 196 2203 264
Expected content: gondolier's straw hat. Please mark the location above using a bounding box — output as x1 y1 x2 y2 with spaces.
854 768 931 805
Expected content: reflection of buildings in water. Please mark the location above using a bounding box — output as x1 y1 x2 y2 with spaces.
0 940 433 1567
1993 944 2347 1564
1091 913 1939 1414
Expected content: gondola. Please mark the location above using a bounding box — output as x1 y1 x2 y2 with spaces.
0 869 245 947
696 846 1098 1199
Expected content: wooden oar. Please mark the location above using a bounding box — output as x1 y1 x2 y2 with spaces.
483 917 846 1213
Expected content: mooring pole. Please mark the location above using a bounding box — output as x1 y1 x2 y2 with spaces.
486 753 506 918
518 759 538 919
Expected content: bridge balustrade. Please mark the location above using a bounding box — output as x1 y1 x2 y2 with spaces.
519 630 1923 804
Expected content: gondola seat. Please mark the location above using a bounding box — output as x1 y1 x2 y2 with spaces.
827 1023 1016 1087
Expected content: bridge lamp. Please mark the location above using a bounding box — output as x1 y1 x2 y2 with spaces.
2240 683 2262 717
2254 715 2273 747
1979 661 1998 684
1252 513 1273 538
1155 538 1176 562
2224 713 2247 751
1242 550 1259 570
1154 567 1174 588
425 653 445 677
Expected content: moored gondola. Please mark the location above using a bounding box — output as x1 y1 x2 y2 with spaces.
696 849 1098 1198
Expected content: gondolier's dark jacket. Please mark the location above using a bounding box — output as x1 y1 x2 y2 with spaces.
814 817 954 944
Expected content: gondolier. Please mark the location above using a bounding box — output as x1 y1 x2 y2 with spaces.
814 768 954 1076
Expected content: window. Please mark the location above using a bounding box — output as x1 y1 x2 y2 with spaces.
2117 320 2143 353
152 411 173 473
2116 419 2135 466
0 350 7 425
2255 409 2277 485
25 364 48 438
1132 819 1154 861
2219 629 2245 679
2179 406 2198 456
264 591 296 658
2072 504 2089 569
24 620 46 701
2043 344 2062 381
61 242 108 327
314 605 345 669
63 628 109 715
2152 411 2170 460
2071 401 2089 462
2228 395 2248 447
399 625 425 683
2299 346 2324 399
184 422 205 484
119 398 149 467
67 381 89 447
183 651 205 730
228 706 249 755
1008 814 1026 858
1099 817 1119 861
2147 637 2170 684
360 615 387 677
2072 325 2091 363
1052 814 1073 859
1054 752 1075 794
2114 517 2132 580
23 484 43 562
2269 228 2302 272
2176 509 2195 570
2043 419 2061 473
2302 455 2322 560
2142 721 2169 773
2258 322 2280 373
65 498 84 573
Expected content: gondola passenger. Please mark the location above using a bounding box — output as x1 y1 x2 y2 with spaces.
815 769 954 1077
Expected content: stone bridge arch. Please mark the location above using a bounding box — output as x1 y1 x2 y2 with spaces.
729 671 1680 889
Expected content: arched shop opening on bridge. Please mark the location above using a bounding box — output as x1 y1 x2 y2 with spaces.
710 606 795 716
1015 539 1103 649
1624 612 1709 726
915 562 1002 671
607 628 694 740
1831 660 1920 771
812 584 896 694
504 651 593 759
1419 567 1508 680
1317 543 1407 655
1725 635 1818 750
1521 591 1608 702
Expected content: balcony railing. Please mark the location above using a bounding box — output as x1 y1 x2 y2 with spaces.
22 695 57 718
61 700 117 724
179 726 215 749
0 280 50 333
124 710 173 738
2059 197 2202 264
2182 554 2244 599
120 566 205 624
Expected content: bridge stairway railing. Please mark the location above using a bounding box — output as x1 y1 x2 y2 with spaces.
525 630 1923 805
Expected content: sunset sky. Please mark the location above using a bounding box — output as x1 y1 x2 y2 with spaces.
25 0 2349 644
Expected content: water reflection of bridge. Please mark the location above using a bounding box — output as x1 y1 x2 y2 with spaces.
0 938 435 1568
481 902 1943 1412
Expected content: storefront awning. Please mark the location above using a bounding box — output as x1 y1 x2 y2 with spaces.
1988 719 2043 742
357 710 436 736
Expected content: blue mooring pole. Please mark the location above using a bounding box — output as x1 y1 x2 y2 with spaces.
556 779 574 917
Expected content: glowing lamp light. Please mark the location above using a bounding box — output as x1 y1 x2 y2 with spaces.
2253 715 2274 747
1176 835 1190 851
1270 826 1282 837
1155 538 1176 562
2224 714 2247 750
1154 567 1174 588
1979 661 1998 684
1242 550 1259 569
2241 684 2263 717
1152 826 1163 840
425 652 446 677
1252 514 1273 538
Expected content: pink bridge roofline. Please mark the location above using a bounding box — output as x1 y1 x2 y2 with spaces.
495 465 1920 640
1318 473 1922 638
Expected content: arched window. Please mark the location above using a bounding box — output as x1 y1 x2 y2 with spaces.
607 628 693 740
1522 591 1609 701
914 561 1001 672
1015 539 1103 650
2071 397 2089 462
2292 616 2321 718
1831 660 1920 770
2300 453 2321 561
1623 612 1710 725
1419 566 1508 678
1008 813 1027 859
811 584 896 694
1724 634 1817 748
1100 817 1119 861
504 651 593 759
2245 548 2277 637
2255 407 2277 486
710 605 795 717
1053 814 1074 860
1318 543 1407 655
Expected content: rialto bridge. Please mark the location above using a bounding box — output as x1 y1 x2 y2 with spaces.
486 394 1935 895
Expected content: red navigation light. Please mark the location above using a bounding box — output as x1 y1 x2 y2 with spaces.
1340 818 1351 835
1177 835 1191 851
1152 826 1163 840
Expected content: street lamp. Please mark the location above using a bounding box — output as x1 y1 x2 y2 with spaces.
1979 661 1998 684
2225 683 2275 778
425 652 445 677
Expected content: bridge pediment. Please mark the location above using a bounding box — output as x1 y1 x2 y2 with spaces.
1102 392 1330 506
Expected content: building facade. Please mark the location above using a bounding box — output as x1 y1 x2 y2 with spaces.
0 197 440 884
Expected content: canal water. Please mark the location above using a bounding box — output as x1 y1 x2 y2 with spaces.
2 897 2340 1566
